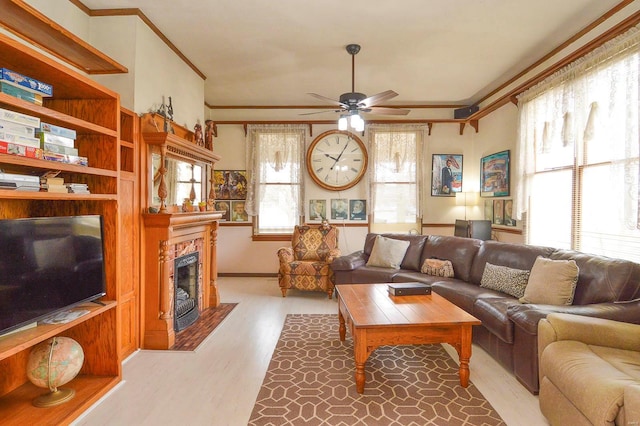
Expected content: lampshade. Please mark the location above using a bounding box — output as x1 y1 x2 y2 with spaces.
338 112 364 132
338 116 348 131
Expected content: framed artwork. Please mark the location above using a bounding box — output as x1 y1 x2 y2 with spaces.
331 198 348 220
480 150 510 197
230 200 249 222
504 199 516 226
214 201 230 221
213 170 248 200
493 199 504 225
431 154 463 196
309 199 327 221
349 199 367 221
484 199 494 222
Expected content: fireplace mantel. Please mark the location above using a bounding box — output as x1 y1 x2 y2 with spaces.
142 210 223 349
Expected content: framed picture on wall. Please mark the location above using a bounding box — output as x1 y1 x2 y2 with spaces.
504 199 516 226
493 199 504 225
213 170 248 200
431 154 463 196
309 199 327 221
484 199 494 221
230 200 249 222
349 199 367 220
480 150 510 197
331 199 348 220
214 201 230 221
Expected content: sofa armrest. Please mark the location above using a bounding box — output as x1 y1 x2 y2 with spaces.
331 250 366 272
625 384 640 426
508 299 640 335
540 312 640 352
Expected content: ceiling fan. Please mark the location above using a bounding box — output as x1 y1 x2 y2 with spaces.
305 44 411 124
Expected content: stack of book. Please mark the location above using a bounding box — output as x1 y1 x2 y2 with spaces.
65 183 90 194
40 175 67 193
0 68 53 106
0 107 42 159
0 172 40 191
38 122 88 166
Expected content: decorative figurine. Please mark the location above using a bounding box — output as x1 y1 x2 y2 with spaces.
194 123 204 146
204 120 214 150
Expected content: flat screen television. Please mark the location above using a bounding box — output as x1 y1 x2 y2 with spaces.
0 215 107 336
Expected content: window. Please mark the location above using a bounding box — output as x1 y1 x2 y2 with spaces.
175 162 202 204
368 125 424 233
516 26 640 262
245 125 306 236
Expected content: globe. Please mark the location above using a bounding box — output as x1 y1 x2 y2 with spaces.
26 336 84 407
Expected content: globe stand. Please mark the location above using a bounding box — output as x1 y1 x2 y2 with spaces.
33 387 76 407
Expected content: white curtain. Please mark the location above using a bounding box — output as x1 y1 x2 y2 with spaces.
367 124 426 232
245 124 306 232
516 25 640 260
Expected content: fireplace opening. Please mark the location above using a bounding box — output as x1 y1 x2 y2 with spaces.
174 252 199 332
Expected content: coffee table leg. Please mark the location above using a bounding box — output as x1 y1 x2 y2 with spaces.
338 309 346 341
353 329 368 393
455 326 473 387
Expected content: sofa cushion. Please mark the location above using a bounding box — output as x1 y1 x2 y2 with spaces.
421 235 481 282
366 235 410 269
541 340 640 425
473 298 521 343
520 256 579 305
469 241 554 285
421 258 454 277
363 233 428 271
432 281 505 313
480 263 530 298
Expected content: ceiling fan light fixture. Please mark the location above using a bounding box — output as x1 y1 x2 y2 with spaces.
350 112 364 132
338 115 348 131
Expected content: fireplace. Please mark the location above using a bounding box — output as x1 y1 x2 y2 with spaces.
174 252 199 332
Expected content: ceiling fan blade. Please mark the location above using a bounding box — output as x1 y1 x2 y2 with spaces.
358 90 398 108
299 109 340 116
366 106 411 116
307 93 347 108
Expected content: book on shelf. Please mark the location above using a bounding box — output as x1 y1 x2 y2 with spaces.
0 130 40 148
66 183 90 194
0 119 36 137
37 131 75 148
0 67 53 97
0 140 41 159
39 122 76 139
43 184 68 193
0 82 43 105
0 171 40 191
40 176 65 186
0 107 40 128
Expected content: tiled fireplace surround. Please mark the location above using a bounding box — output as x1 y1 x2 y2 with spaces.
142 211 222 349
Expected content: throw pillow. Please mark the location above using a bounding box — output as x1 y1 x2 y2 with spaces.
366 235 410 269
421 258 454 277
480 263 530 298
519 256 579 305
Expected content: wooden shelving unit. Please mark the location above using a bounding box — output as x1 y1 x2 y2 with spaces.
0 30 121 424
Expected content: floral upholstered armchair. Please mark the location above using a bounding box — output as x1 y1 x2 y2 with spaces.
277 222 340 298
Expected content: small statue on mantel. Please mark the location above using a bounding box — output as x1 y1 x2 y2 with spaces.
204 120 215 150
194 123 204 146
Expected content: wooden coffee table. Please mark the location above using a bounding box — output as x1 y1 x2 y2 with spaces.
336 283 481 393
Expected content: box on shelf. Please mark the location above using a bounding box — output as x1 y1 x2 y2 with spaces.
39 122 76 139
0 119 36 137
0 107 40 128
42 152 88 167
0 68 53 97
0 83 43 105
0 171 40 191
0 130 40 148
0 140 41 159
42 142 78 156
37 132 75 148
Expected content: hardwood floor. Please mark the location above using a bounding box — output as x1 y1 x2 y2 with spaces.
73 277 549 426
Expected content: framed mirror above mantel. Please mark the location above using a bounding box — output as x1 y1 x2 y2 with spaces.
141 113 221 213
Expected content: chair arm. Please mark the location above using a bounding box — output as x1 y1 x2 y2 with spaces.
326 248 342 264
625 384 640 425
540 312 640 352
331 250 366 272
277 247 294 264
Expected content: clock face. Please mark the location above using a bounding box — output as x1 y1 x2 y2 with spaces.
306 130 368 191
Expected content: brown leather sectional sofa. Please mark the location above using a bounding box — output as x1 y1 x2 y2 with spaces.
330 233 640 394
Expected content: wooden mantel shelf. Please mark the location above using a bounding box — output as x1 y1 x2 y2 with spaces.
143 131 221 164
142 210 223 227
0 0 128 74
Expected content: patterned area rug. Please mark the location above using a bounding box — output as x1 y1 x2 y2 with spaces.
169 303 237 351
249 314 505 426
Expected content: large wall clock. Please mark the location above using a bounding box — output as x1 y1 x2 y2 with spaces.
306 130 368 191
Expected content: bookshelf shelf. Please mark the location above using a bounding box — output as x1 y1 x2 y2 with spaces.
0 30 122 424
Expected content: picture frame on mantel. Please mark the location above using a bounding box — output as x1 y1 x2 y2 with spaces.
431 154 463 197
480 150 510 197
